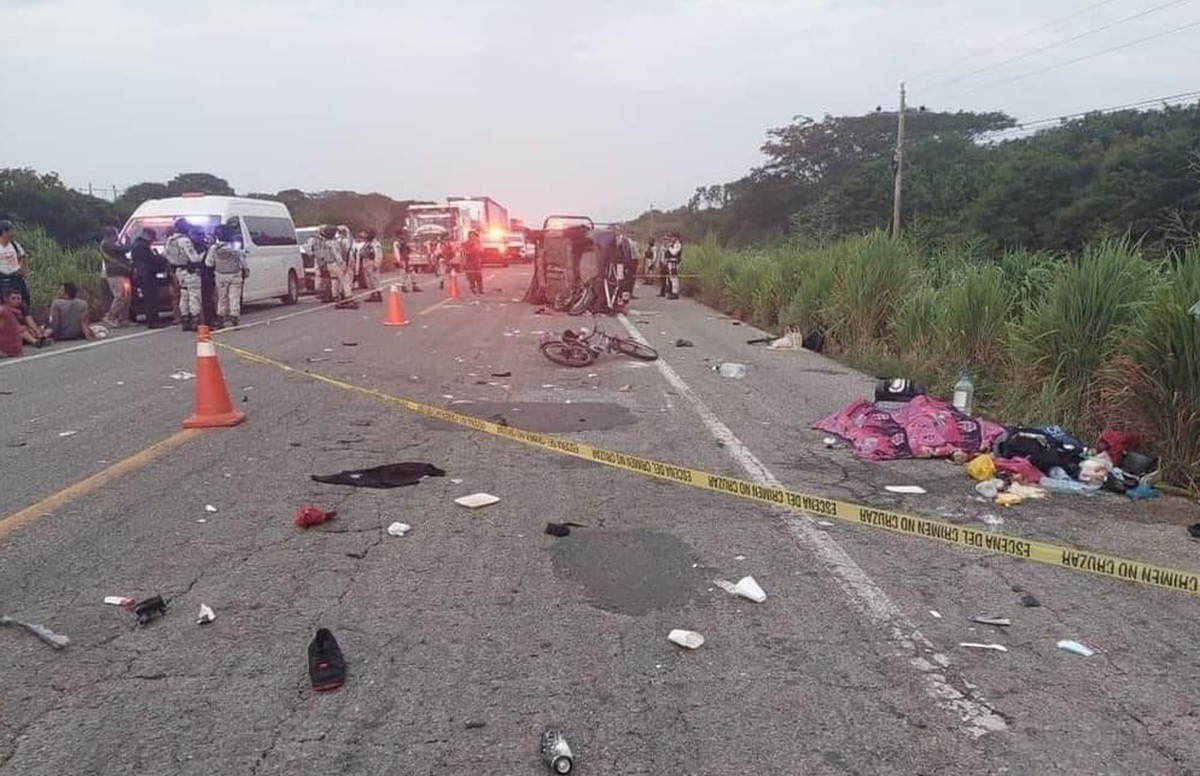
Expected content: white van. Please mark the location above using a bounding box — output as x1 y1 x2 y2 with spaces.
115 195 304 306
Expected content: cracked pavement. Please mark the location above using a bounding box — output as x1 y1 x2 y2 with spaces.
2 266 1200 774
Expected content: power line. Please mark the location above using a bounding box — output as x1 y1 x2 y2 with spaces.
971 17 1200 91
904 0 1126 87
982 89 1200 138
922 0 1191 94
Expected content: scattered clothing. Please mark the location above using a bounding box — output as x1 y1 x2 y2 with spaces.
311 462 446 488
308 628 347 691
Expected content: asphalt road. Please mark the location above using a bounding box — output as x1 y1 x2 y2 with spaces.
3 265 1200 775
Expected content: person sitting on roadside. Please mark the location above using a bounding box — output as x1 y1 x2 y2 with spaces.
4 289 48 348
47 282 94 342
0 293 24 357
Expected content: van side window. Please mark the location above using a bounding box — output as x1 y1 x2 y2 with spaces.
244 216 298 247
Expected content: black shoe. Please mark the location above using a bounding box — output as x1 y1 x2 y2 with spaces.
308 628 346 691
657 292 666 297
229 318 239 327
667 294 679 300
413 286 423 293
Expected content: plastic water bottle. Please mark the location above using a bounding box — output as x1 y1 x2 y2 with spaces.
713 363 747 379
952 372 974 415
1039 476 1101 496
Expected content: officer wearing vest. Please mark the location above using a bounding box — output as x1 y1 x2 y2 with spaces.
205 224 249 328
163 219 204 331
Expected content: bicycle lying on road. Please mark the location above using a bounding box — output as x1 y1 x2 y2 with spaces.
539 318 659 367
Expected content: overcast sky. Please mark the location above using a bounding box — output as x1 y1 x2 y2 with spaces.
2 0 1197 223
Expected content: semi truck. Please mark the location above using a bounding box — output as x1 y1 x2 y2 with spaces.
447 196 517 266
404 204 468 272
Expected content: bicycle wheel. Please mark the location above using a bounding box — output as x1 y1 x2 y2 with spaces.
567 285 594 316
540 340 597 367
611 336 659 361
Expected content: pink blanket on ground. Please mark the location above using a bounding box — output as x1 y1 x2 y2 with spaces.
813 395 1005 461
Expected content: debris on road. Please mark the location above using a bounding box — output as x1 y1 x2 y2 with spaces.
930 610 943 619
294 504 336 528
668 629 705 649
544 522 579 537
309 628 347 691
492 372 512 378
197 604 216 625
994 492 1023 507
734 576 767 603
387 522 411 537
311 462 446 488
455 493 500 509
675 339 694 348
980 513 1005 528
57 430 78 438
540 729 575 774
450 478 464 485
103 596 135 608
971 616 1012 627
465 720 487 730
713 363 747 379
967 455 997 482
1057 639 1095 657
1188 523 1200 539
1007 482 1047 500
169 371 195 381
959 642 1008 652
133 595 167 626
204 504 218 513
341 342 358 347
1021 594 1043 608
885 485 927 495
0 615 70 649
618 384 632 392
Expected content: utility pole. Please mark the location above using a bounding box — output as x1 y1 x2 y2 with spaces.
891 82 906 239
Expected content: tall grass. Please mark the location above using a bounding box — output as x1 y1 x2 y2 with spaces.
17 224 104 320
688 232 1199 488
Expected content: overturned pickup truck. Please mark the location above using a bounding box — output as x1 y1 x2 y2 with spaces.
522 215 638 315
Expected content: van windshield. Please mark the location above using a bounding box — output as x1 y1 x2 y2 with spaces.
121 214 222 245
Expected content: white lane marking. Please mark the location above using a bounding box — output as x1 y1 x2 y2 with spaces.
616 314 1007 738
0 325 170 368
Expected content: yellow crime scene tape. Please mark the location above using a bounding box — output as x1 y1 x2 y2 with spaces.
216 341 1200 600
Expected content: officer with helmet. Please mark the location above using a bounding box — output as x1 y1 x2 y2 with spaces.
163 218 204 331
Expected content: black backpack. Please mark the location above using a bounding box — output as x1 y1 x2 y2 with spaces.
996 426 1084 475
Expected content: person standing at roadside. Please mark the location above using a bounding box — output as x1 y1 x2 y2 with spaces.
358 228 383 302
130 228 168 328
463 230 484 295
0 220 31 313
100 227 133 327
205 224 249 328
320 225 358 309
164 219 204 331
664 232 683 299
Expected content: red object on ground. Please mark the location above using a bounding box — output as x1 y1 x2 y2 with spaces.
813 395 1005 461
294 504 335 528
0 306 23 358
994 456 1045 484
1097 430 1139 467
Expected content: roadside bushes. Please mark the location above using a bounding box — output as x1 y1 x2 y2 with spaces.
688 231 1199 488
15 224 103 320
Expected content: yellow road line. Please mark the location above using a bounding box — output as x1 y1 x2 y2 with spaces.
0 429 202 540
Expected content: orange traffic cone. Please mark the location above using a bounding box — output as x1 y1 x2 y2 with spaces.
383 284 410 326
446 270 461 300
183 326 246 429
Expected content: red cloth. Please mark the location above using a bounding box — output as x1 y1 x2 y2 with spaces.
1097 430 1139 467
0 307 23 358
813 395 1005 461
994 456 1045 484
